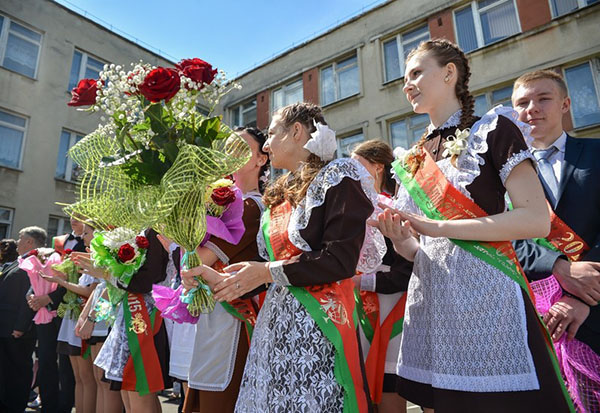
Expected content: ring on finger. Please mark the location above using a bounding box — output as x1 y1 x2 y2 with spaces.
235 282 240 289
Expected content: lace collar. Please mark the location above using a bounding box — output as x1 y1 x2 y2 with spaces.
426 110 462 136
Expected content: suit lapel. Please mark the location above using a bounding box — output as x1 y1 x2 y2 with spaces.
0 261 18 279
556 135 583 207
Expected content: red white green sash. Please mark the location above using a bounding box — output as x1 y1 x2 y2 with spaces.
263 201 369 413
355 290 406 403
215 260 260 342
392 151 575 412
121 293 164 395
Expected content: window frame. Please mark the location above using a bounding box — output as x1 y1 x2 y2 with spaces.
55 129 84 182
453 0 522 53
230 98 257 128
68 49 107 91
0 14 43 79
388 113 430 149
336 130 365 158
0 108 28 170
0 206 14 239
382 24 430 83
47 215 72 241
320 53 360 106
563 59 600 129
549 0 598 18
271 79 303 112
473 84 514 116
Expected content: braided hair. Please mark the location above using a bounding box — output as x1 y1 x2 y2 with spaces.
405 39 477 173
263 102 328 208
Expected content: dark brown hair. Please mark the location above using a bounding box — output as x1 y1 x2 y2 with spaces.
352 140 396 194
0 239 18 263
263 102 328 208
234 127 270 193
405 39 477 173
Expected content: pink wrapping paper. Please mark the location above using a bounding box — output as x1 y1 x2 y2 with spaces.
18 252 63 325
531 275 600 412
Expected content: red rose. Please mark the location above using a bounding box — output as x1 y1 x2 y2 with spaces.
68 78 99 106
138 67 180 103
135 236 149 249
28 249 39 257
211 186 236 206
117 243 136 263
64 249 73 255
175 58 217 89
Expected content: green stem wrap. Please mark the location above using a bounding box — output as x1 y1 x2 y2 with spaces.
182 251 215 316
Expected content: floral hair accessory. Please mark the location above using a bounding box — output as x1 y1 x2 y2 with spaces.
442 128 470 158
90 227 149 288
303 120 337 161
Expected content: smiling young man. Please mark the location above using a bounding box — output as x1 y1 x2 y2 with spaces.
512 70 600 359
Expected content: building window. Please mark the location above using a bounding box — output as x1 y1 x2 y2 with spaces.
231 99 257 128
337 132 364 158
321 55 360 105
383 25 429 82
473 85 513 116
68 50 106 90
0 207 14 239
0 15 42 78
272 79 303 111
390 113 429 149
0 109 27 169
47 216 72 241
549 0 599 17
564 61 600 128
454 0 520 53
56 130 84 181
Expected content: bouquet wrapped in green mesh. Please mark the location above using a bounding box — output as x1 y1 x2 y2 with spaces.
65 58 251 313
52 254 82 319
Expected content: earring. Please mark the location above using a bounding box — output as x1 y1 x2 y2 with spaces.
444 76 450 82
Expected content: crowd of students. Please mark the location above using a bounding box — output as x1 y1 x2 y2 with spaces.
0 38 598 413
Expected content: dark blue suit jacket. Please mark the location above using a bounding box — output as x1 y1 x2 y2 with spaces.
515 135 600 354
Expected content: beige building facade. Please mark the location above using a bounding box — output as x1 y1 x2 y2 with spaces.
221 0 600 159
0 0 172 240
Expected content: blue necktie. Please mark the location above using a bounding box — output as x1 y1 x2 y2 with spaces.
533 146 559 206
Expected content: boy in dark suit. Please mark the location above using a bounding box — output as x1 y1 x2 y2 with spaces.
512 69 600 354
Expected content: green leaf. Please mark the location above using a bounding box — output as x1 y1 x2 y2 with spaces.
121 149 172 185
195 116 222 147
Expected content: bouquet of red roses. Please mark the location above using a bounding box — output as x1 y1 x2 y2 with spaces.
65 58 251 313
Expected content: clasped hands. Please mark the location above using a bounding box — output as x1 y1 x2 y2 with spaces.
181 261 271 303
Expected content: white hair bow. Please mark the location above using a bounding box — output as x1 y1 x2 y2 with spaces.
303 120 337 161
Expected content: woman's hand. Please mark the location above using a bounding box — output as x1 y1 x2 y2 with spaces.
368 204 421 261
39 271 67 285
77 318 94 340
181 265 224 291
71 252 109 280
212 262 271 302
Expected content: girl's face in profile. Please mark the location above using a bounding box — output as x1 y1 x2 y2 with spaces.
403 52 451 115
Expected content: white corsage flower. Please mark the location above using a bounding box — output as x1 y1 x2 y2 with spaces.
304 120 337 161
394 145 419 166
442 128 470 158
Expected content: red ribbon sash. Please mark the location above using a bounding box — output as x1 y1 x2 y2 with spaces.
121 293 164 395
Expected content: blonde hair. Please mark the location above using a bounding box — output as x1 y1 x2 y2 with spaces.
513 69 568 97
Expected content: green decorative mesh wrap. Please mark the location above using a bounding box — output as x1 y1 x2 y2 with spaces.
64 121 251 314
